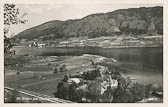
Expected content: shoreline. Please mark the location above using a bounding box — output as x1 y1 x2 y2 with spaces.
13 45 163 49
55 45 162 49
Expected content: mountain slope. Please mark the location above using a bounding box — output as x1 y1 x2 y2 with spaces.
15 6 163 40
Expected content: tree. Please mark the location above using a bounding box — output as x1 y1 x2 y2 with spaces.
129 20 147 35
16 71 20 75
117 77 132 90
110 68 121 80
145 84 154 98
119 21 130 34
53 66 59 74
75 89 87 102
119 19 148 36
55 82 70 100
136 20 148 34
83 69 101 80
155 18 163 34
87 80 101 102
148 22 156 35
4 4 27 53
113 89 134 103
102 86 114 102
130 83 145 101
47 63 51 69
4 4 27 25
60 64 67 72
62 73 69 82
156 86 163 92
68 83 79 102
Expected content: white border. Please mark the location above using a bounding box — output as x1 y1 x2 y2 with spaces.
0 0 167 106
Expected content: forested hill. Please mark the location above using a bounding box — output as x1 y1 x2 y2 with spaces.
15 6 163 40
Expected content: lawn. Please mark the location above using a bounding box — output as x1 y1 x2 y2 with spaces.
5 55 94 96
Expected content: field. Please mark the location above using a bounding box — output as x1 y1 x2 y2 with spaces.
4 55 98 96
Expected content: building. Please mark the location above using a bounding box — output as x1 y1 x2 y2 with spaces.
100 76 118 94
20 39 27 43
114 28 121 35
68 78 81 84
28 43 33 47
59 41 70 45
37 43 46 48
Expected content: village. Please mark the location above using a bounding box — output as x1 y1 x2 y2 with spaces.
14 34 163 48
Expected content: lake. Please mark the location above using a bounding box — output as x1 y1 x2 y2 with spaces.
12 46 163 86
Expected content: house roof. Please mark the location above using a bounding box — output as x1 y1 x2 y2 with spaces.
68 78 80 84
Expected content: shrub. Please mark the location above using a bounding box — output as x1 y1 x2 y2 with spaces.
113 89 134 103
60 64 67 72
130 83 145 101
55 82 70 100
87 80 101 102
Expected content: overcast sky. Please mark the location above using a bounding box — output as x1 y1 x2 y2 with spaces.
7 3 162 37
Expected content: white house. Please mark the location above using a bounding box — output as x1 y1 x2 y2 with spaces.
59 41 70 45
37 43 46 48
68 78 81 84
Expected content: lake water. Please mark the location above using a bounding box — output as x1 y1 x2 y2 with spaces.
12 46 163 86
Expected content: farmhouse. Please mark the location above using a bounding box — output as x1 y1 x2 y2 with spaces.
59 41 70 45
37 43 46 48
68 78 81 84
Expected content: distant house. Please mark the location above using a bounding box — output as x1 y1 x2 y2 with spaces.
20 39 27 43
76 84 87 90
37 43 46 48
99 40 110 45
59 41 70 45
122 40 140 46
79 40 86 45
114 28 121 35
28 43 33 47
33 39 38 41
33 42 38 46
68 78 81 84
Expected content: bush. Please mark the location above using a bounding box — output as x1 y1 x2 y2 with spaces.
130 83 145 101
86 80 101 102
82 69 101 80
113 89 134 103
145 84 154 98
48 63 51 68
62 74 69 82
60 64 67 72
68 83 79 102
55 82 70 100
117 77 131 89
16 71 20 75
101 86 114 102
53 67 59 74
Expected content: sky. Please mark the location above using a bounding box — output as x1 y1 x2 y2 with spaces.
6 3 162 37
